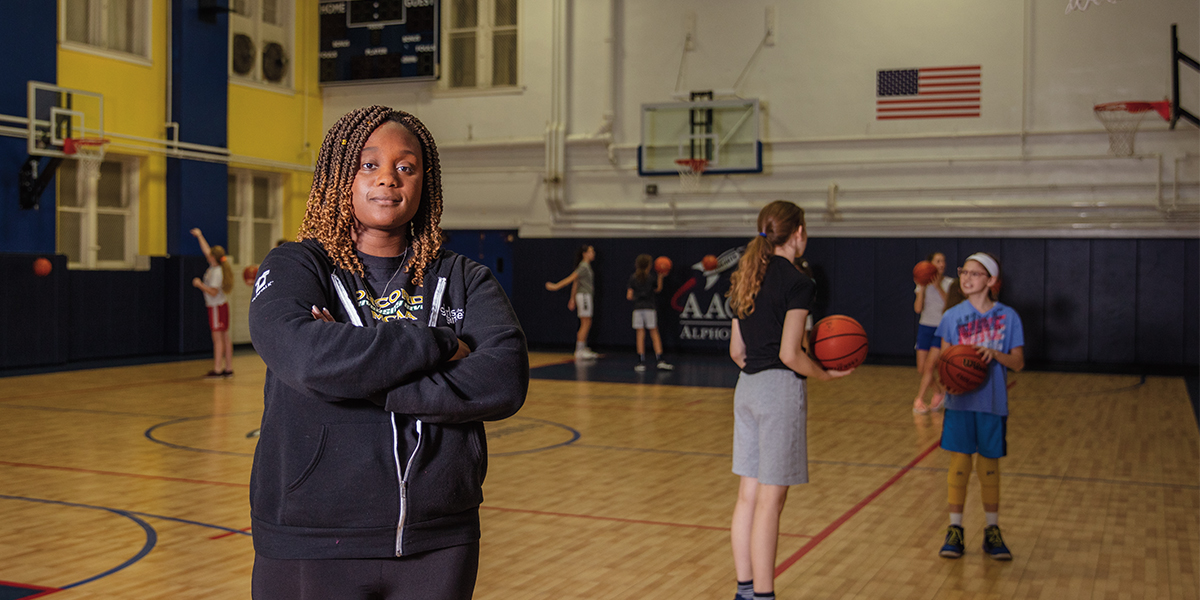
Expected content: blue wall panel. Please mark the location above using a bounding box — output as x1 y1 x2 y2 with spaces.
0 3 58 254
167 0 229 256
1044 240 1091 362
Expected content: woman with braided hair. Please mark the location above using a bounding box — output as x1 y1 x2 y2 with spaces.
248 106 529 599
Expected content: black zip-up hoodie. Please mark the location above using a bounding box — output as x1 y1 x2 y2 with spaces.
247 239 529 559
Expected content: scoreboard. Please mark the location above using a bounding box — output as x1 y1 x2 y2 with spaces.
319 0 439 84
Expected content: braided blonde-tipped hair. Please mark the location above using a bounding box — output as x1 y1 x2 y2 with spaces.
297 105 444 287
727 200 805 319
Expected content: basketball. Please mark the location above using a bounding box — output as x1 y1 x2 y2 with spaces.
938 345 989 395
702 254 719 270
812 315 868 371
243 265 258 285
33 257 52 277
654 256 672 274
913 260 937 285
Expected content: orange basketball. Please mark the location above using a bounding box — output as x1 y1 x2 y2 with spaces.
812 315 868 371
654 256 672 274
702 254 719 271
938 345 989 395
33 257 52 277
913 260 937 285
243 265 259 285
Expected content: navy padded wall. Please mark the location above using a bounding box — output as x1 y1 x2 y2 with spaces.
1136 239 1186 365
1089 240 1137 363
0 254 68 368
873 239 918 356
1043 240 1091 362
68 265 167 360
999 239 1045 361
1186 239 1199 365
509 235 1197 369
828 238 875 336
0 2 57 254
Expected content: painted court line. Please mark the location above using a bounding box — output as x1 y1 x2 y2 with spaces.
774 439 942 576
482 505 811 539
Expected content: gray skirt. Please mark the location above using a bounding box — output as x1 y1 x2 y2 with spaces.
732 369 808 486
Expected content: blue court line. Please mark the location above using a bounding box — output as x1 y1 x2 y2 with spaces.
0 495 157 590
489 416 581 456
143 414 260 457
0 495 253 592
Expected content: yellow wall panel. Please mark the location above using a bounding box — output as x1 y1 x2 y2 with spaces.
57 0 169 256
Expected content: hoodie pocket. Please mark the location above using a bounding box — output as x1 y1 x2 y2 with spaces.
283 422 399 528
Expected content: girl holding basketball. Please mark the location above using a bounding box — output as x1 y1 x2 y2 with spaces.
626 254 673 372
918 252 1024 561
190 227 234 378
726 200 852 600
545 244 599 359
912 252 954 414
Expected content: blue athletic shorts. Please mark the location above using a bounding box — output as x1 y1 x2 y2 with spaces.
941 409 1007 458
915 324 938 351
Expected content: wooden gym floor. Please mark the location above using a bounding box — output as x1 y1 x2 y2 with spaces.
0 351 1196 599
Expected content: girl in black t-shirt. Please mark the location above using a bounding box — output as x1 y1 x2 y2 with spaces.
725 200 853 600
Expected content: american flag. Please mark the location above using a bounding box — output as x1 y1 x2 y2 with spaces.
876 65 981 120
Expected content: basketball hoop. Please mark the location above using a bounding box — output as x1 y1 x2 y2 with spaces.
675 158 708 192
1093 101 1171 157
64 137 110 181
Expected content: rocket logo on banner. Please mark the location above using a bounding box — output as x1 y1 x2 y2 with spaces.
876 65 981 120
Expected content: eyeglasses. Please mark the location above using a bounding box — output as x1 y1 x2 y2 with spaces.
958 268 990 279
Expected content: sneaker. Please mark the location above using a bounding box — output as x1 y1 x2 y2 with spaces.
204 370 224 379
574 348 599 360
939 524 965 558
633 364 647 372
222 370 234 377
913 398 930 415
982 525 1012 560
929 392 945 412
656 360 674 370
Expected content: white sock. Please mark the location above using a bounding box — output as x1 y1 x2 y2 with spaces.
950 513 963 527
985 512 999 527
576 341 586 351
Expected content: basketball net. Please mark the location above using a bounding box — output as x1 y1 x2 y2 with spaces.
674 158 708 193
64 138 109 182
1093 101 1171 157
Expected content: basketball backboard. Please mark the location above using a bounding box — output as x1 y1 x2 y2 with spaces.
27 81 104 158
639 98 762 176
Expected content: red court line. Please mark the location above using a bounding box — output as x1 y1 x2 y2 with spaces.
210 526 253 540
482 505 810 538
0 580 60 598
774 439 942 576
0 461 248 488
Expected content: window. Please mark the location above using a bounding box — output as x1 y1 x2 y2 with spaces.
61 0 150 59
444 0 518 89
57 155 139 269
230 0 293 87
227 170 282 265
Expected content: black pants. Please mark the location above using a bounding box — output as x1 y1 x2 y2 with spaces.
252 542 480 600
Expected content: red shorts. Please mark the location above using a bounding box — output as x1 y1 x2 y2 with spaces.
208 303 230 332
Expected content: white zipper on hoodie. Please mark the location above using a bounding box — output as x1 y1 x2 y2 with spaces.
332 272 421 556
